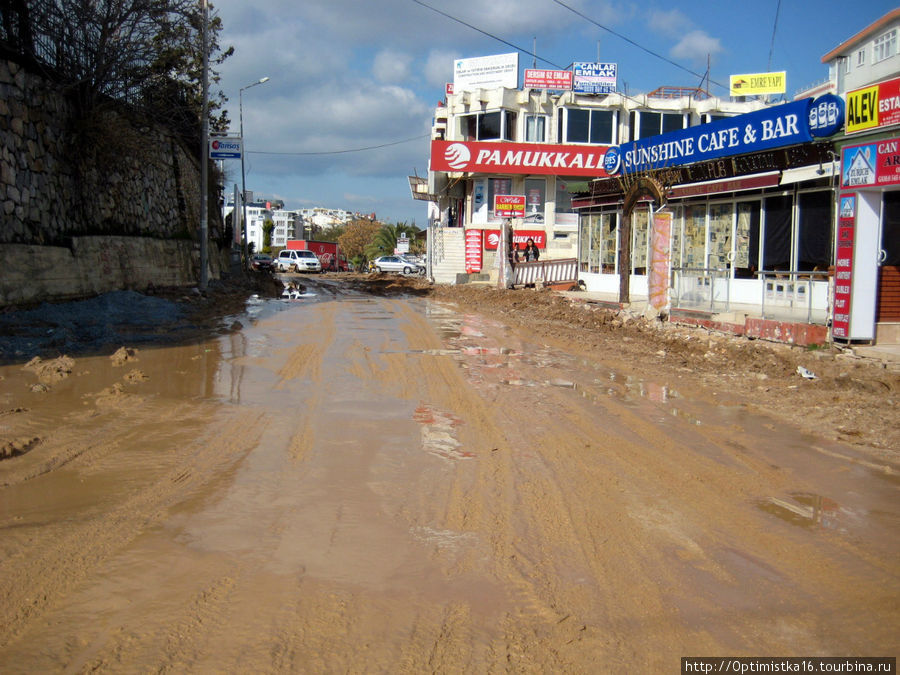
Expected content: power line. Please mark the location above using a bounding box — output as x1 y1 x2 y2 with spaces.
246 134 430 156
550 0 728 92
410 0 565 69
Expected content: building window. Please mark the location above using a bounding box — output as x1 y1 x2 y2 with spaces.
630 111 686 140
702 113 731 125
524 178 545 222
558 108 616 144
459 111 516 141
487 177 512 220
578 211 617 274
873 29 897 63
525 114 547 142
857 49 866 67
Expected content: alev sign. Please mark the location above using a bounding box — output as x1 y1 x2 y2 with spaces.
430 140 611 177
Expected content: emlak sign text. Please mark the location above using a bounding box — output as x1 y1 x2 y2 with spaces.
430 140 611 177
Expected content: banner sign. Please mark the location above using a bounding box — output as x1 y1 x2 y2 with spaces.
464 229 483 273
453 53 519 93
209 137 242 159
607 99 814 175
729 71 786 96
845 76 900 134
493 194 526 218
524 69 573 90
572 62 617 94
832 194 856 339
430 140 611 177
484 229 547 250
648 211 672 310
841 137 900 187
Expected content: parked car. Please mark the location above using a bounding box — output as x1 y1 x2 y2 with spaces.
372 255 425 275
249 253 275 272
276 249 322 273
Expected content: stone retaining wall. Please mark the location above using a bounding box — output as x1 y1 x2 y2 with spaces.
0 58 226 306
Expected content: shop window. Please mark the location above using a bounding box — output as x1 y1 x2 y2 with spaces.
460 111 516 141
525 114 547 142
487 177 512 220
682 204 706 269
707 203 733 271
632 209 650 274
578 211 617 273
763 195 792 271
797 191 832 271
873 29 897 63
558 108 616 144
735 201 761 278
524 178 545 223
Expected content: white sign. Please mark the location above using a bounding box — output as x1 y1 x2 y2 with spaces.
453 53 519 93
573 62 617 94
209 137 242 159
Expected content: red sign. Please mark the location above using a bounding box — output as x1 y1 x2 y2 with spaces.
832 194 856 339
841 137 900 188
484 229 546 250
464 229 483 273
430 140 611 177
523 69 573 90
493 194 526 218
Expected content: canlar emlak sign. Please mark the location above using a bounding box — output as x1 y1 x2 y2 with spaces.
430 140 611 177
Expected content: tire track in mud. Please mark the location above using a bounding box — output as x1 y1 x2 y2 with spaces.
0 407 266 653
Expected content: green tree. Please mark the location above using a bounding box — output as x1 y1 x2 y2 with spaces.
365 221 420 259
261 218 275 255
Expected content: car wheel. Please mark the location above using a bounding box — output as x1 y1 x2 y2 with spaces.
376 266 383 273
290 264 298 273
403 266 412 274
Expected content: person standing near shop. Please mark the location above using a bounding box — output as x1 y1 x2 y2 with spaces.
523 238 540 262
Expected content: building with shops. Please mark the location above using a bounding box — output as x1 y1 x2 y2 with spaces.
425 8 900 347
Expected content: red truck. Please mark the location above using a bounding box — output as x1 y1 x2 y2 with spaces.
286 240 349 272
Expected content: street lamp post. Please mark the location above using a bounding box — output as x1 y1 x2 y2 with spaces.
239 76 269 265
199 0 209 290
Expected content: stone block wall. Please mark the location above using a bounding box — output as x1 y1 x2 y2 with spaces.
0 58 226 306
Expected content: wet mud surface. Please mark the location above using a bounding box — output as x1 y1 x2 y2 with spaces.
0 274 897 671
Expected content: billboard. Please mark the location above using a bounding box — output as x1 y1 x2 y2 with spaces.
209 137 242 159
729 71 786 96
572 62 617 94
841 137 900 188
430 140 611 177
523 69 573 90
453 53 519 93
845 76 900 134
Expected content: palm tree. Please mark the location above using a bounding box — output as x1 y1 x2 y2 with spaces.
365 222 419 259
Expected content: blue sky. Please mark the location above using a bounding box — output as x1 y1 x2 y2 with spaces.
214 0 899 227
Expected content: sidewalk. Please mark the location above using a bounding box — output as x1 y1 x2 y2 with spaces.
556 288 900 368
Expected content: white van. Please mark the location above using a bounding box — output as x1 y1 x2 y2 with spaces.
276 249 323 273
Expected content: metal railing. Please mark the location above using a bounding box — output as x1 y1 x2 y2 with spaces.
757 270 830 324
671 266 732 313
512 258 578 287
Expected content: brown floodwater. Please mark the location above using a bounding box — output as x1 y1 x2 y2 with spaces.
0 277 897 672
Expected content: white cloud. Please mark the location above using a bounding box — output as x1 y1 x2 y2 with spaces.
373 49 413 84
647 8 692 37
670 30 724 65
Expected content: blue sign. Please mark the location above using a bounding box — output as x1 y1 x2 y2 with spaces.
573 62 617 95
809 93 844 137
610 98 814 174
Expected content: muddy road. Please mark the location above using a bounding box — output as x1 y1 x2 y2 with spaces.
1 276 897 672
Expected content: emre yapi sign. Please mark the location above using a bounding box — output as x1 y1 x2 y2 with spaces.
846 76 900 134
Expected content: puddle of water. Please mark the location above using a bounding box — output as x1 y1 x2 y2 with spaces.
756 492 849 531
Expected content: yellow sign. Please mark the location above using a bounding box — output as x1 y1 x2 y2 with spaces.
846 84 882 134
729 71 786 96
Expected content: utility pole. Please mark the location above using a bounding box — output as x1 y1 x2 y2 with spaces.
199 0 209 290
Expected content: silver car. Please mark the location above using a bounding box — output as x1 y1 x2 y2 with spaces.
372 255 424 275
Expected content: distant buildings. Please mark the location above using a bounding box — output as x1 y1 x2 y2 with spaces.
223 194 377 251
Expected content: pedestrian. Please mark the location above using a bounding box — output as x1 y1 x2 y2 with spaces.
523 238 540 262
